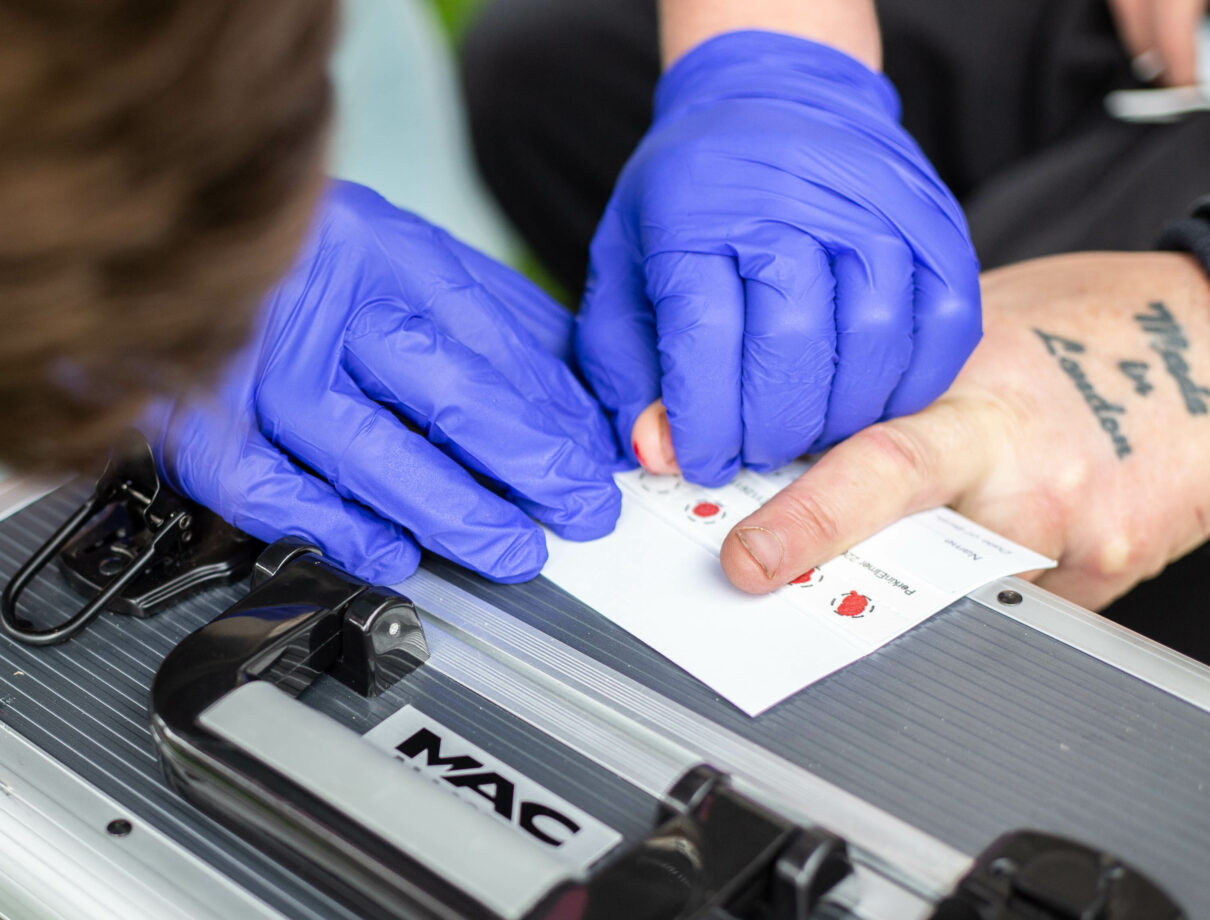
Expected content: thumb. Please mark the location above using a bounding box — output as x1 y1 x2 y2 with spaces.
720 397 998 593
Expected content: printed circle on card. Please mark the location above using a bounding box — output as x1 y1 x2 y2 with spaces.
684 499 727 525
789 568 823 588
831 590 874 618
637 470 682 495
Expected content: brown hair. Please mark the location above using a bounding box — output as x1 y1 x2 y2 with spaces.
0 0 335 470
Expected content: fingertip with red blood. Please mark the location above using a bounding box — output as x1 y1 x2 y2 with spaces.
631 400 681 475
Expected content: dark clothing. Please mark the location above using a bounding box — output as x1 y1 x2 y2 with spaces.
463 0 1210 291
462 0 660 296
1159 199 1210 277
461 0 1210 659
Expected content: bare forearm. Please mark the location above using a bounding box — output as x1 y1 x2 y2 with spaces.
658 0 882 69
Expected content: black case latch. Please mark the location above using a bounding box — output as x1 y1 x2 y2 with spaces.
931 830 1185 920
1 430 260 646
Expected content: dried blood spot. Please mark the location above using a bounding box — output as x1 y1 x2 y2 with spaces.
684 498 726 524
836 591 869 617
790 569 816 585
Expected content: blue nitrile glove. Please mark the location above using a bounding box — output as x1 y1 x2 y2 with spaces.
145 180 621 585
577 31 981 486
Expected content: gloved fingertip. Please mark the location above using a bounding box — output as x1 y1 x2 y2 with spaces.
680 455 742 490
344 539 422 587
741 433 818 473
545 481 623 542
482 528 548 584
743 457 788 475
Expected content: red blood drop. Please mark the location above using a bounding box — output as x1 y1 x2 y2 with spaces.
790 569 816 585
836 591 868 617
633 441 645 466
692 502 720 517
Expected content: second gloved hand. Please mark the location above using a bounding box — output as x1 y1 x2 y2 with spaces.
147 180 621 585
578 30 982 485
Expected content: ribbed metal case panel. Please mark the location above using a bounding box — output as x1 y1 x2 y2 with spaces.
423 562 1210 913
0 486 1208 915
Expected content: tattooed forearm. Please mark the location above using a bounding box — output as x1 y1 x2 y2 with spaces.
1035 329 1132 459
1134 301 1210 415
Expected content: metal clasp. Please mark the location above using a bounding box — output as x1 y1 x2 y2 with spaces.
1 431 259 646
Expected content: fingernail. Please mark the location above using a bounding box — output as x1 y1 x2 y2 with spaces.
734 526 784 580
657 410 677 468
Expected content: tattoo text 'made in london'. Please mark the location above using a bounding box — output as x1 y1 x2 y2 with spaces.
1133 301 1210 415
1034 329 1132 459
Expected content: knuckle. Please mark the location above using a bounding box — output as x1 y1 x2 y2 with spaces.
777 488 843 549
1079 531 1161 585
840 299 908 339
1091 533 1135 579
935 291 983 337
854 423 935 489
919 272 982 332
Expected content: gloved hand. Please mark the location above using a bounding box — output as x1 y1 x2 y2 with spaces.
146 180 621 585
578 30 982 486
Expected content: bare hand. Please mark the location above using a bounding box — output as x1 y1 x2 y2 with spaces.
719 252 1210 610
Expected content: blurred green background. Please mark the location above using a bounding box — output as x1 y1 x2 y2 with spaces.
431 0 485 40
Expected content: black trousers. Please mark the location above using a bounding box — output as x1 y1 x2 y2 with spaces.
461 0 1210 659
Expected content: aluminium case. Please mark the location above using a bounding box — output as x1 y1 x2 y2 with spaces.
0 483 1204 918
